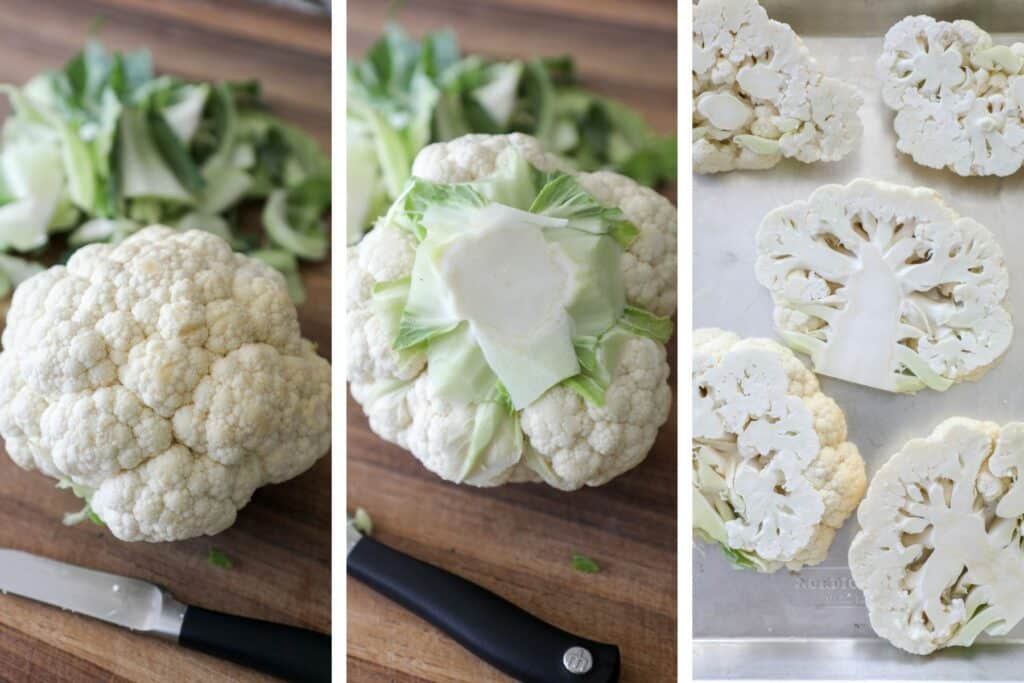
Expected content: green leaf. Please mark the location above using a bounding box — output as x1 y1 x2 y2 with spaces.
619 306 674 344
207 548 234 569
148 107 205 194
571 553 600 574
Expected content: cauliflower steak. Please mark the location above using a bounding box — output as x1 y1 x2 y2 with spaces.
880 16 1024 176
693 328 866 572
0 227 331 542
851 418 1024 654
693 0 862 173
756 179 1012 393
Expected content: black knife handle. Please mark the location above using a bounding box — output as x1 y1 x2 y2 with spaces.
348 536 620 683
178 605 331 682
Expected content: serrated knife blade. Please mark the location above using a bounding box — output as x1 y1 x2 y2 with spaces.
0 548 331 681
0 548 185 636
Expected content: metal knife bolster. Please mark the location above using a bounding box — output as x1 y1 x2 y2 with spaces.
151 588 188 640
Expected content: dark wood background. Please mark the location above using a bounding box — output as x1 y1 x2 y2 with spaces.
0 1 331 681
347 1 678 680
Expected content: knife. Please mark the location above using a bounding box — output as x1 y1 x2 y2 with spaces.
0 548 331 682
347 518 620 683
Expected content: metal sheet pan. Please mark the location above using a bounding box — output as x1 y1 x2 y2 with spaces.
693 2 1024 679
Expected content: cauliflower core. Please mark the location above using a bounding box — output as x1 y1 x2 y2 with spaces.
0 227 330 542
347 134 676 490
692 0 863 173
880 16 1024 176
693 328 866 572
756 179 1012 393
850 418 1024 654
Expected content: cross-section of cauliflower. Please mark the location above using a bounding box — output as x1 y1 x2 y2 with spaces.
850 418 1024 654
756 179 1012 393
880 15 1024 176
693 0 863 173
693 328 866 572
0 227 331 542
347 133 676 490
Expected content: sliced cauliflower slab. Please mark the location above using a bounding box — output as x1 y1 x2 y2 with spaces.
880 16 1024 176
0 227 331 542
347 133 677 490
693 0 863 173
756 179 1012 394
693 328 866 572
850 418 1024 655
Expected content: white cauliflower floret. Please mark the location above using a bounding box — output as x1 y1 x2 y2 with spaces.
521 336 671 489
348 133 676 490
755 179 1013 393
693 0 863 173
0 227 331 542
879 16 1024 176
693 328 866 572
850 418 1024 655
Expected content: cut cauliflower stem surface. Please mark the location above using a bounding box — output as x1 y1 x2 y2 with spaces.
347 133 676 490
692 0 862 173
756 179 1012 394
0 227 331 542
850 418 1024 655
880 16 1024 177
693 329 866 572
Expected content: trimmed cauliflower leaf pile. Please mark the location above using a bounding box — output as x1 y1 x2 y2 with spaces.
0 227 331 542
692 0 863 173
850 418 1024 654
348 24 675 243
0 40 330 303
880 16 1024 176
348 133 676 489
693 329 866 572
756 179 1012 393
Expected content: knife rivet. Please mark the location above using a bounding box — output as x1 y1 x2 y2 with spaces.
563 646 593 674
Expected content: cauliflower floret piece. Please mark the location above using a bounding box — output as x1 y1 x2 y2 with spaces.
879 16 1024 176
850 418 1024 655
348 133 676 490
0 227 331 542
521 336 671 489
693 0 863 173
755 179 1012 393
693 328 866 572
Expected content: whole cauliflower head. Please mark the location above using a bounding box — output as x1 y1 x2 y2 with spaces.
850 418 1024 655
347 133 676 490
880 16 1024 176
693 328 866 572
693 0 863 173
0 227 331 542
756 179 1012 393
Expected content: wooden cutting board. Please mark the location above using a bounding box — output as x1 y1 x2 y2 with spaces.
0 1 331 681
347 1 678 680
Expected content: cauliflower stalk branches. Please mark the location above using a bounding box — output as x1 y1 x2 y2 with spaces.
693 329 866 572
880 16 1024 176
756 179 1012 394
348 134 676 490
0 227 331 542
692 0 863 173
850 418 1024 655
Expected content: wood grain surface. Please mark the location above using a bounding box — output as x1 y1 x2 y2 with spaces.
0 1 331 682
346 1 678 681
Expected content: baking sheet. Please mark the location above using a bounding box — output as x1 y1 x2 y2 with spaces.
693 4 1024 680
